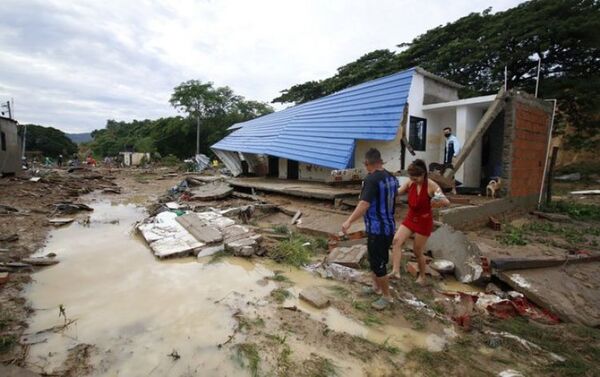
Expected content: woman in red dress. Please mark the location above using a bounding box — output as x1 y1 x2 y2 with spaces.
390 159 450 285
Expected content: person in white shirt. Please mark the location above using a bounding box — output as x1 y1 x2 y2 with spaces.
443 127 461 165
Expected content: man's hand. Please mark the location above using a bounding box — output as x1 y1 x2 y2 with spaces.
342 219 351 234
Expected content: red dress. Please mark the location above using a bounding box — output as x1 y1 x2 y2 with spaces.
402 181 433 236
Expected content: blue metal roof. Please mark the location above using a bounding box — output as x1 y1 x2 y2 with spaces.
211 67 415 169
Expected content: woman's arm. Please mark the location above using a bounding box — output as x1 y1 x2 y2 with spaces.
429 180 450 208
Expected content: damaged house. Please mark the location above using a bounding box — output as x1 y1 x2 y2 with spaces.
212 67 554 213
0 116 21 176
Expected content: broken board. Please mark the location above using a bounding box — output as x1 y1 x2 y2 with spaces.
175 213 223 244
326 245 367 268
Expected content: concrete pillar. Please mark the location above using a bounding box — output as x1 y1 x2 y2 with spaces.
455 106 483 187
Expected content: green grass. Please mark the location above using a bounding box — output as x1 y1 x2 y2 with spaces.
270 237 314 267
498 225 527 246
541 201 600 221
0 334 16 353
362 313 383 327
404 310 426 331
525 221 600 245
406 347 436 364
234 343 261 377
314 237 329 250
492 318 600 376
303 354 338 377
382 337 400 355
351 299 369 312
237 316 265 332
326 285 351 298
267 271 291 283
273 224 290 234
0 312 14 331
270 288 292 304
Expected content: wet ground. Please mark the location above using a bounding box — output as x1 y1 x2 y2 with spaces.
22 198 451 376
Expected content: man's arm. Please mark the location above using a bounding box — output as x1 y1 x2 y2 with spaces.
453 136 461 156
342 200 370 234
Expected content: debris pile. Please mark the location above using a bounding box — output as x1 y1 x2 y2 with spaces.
137 209 262 259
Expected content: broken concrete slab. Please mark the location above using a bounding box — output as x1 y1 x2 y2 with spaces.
137 211 205 258
498 263 600 327
197 244 225 258
176 213 223 244
296 211 364 237
326 244 367 268
225 235 262 257
229 177 361 200
300 286 330 309
188 182 233 201
426 224 483 283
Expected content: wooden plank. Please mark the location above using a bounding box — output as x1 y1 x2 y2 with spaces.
398 105 415 156
444 88 507 178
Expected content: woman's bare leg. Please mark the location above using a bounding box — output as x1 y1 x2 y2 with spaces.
390 225 413 278
413 233 429 285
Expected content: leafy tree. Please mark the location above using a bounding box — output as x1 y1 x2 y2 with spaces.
273 0 600 149
20 124 78 157
89 84 273 158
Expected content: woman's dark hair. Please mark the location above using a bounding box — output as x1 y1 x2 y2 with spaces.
407 159 428 181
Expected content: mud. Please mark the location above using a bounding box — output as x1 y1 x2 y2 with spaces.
22 198 456 376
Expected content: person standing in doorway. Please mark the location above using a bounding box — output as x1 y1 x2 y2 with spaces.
443 127 461 166
342 148 399 310
389 159 450 285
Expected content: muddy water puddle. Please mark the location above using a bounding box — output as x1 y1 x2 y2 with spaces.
24 200 451 376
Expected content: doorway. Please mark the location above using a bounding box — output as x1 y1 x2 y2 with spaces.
268 156 279 177
287 159 299 180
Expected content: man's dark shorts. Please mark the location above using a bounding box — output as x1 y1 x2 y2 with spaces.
367 234 393 277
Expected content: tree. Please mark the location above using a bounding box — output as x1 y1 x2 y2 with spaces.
20 124 78 157
90 84 273 158
273 0 600 148
170 80 273 154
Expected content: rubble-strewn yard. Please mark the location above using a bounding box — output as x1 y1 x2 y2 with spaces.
1 168 599 377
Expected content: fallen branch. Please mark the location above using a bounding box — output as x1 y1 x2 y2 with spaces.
28 319 78 336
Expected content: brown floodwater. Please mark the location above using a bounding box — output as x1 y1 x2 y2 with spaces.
24 199 453 376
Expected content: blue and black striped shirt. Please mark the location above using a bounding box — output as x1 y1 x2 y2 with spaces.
360 170 399 236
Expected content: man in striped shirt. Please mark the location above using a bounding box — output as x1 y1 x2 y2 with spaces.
342 148 398 310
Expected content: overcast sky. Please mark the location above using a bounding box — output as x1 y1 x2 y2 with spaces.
0 0 524 133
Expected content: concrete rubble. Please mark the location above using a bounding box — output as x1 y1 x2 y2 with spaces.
326 244 367 268
299 286 330 308
426 224 484 283
137 209 262 259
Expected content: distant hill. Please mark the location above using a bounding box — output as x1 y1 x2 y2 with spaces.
66 132 92 144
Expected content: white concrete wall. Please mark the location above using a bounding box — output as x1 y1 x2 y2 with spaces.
404 74 458 169
299 162 332 181
455 106 484 187
278 158 287 179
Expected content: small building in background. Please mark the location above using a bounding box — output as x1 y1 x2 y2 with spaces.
0 116 22 176
119 151 151 166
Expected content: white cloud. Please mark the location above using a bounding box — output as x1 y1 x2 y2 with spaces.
0 0 524 133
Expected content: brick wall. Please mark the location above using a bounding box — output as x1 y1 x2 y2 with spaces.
509 101 551 198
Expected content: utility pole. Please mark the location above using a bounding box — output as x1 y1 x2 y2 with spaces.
535 57 542 98
196 115 200 156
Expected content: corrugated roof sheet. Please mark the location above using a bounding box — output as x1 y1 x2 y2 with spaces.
211 67 415 169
